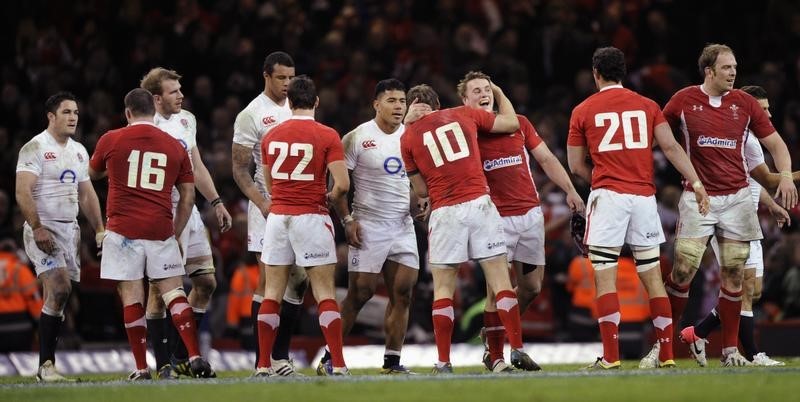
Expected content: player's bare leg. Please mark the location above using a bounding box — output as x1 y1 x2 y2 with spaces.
480 255 539 371
513 262 544 313
380 261 418 373
430 265 458 374
36 268 74 382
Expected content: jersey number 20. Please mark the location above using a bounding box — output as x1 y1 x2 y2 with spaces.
422 122 470 167
127 150 166 191
269 142 314 181
595 111 648 152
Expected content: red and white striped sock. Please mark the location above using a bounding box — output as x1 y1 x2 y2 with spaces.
432 298 454 364
597 292 621 363
123 303 148 371
318 299 345 368
649 296 673 362
483 310 505 362
495 290 523 350
718 288 743 349
256 299 280 368
167 295 201 359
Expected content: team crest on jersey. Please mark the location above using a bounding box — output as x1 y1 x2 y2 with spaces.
362 139 377 149
483 155 523 171
262 116 277 126
697 135 737 149
181 118 189 128
730 104 739 120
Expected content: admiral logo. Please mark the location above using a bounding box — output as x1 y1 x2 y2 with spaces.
304 251 330 259
646 232 659 239
483 155 523 171
362 140 377 149
163 263 181 271
262 116 277 126
697 135 737 149
487 240 505 250
44 152 57 160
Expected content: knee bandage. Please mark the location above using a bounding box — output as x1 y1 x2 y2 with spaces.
162 287 187 306
588 246 621 271
283 266 309 305
674 238 706 269
631 245 660 273
719 241 750 269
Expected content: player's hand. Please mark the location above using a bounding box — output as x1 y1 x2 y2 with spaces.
694 185 710 216
565 192 585 214
95 230 106 257
774 176 798 210
344 220 363 249
768 202 791 228
257 199 271 218
414 197 431 222
33 226 57 255
490 81 505 96
404 98 432 125
215 204 233 233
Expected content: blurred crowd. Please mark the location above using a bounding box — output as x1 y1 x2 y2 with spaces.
2 0 800 350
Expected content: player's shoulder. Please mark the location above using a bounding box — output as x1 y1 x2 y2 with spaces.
669 86 700 102
235 94 264 119
177 109 196 123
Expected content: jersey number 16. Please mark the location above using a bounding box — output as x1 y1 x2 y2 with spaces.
127 150 167 191
595 110 648 152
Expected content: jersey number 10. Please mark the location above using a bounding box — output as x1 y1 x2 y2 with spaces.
595 110 648 152
127 150 167 191
422 122 470 167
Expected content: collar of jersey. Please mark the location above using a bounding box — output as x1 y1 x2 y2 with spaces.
289 115 315 120
599 84 624 92
130 121 157 127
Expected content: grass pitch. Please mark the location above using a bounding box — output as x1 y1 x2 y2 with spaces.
1 359 798 402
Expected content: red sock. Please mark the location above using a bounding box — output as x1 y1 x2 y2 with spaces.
256 299 280 368
649 297 673 362
432 298 454 363
665 275 689 326
318 299 345 368
167 295 200 359
718 288 743 349
597 292 620 363
483 310 505 362
495 290 523 349
123 303 148 370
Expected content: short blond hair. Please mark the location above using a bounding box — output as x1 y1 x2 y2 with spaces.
456 71 491 99
140 67 182 96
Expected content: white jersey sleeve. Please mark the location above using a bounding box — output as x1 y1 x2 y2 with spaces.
342 130 359 170
744 133 765 207
16 139 43 176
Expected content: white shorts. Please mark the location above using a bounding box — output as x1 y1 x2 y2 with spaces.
247 200 267 252
100 230 185 281
584 188 665 247
428 195 506 265
23 221 81 282
348 216 420 273
178 207 213 270
709 237 764 277
502 206 545 266
260 214 338 267
677 187 762 241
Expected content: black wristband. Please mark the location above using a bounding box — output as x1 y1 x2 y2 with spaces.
211 197 223 207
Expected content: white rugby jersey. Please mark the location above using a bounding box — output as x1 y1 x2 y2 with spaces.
233 93 291 195
16 130 90 221
343 120 410 220
155 109 197 207
743 133 765 207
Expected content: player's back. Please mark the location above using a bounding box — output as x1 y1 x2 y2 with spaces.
262 117 344 215
401 106 495 209
91 122 193 240
568 86 662 196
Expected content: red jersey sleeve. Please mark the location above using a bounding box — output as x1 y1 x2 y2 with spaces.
648 99 667 127
89 133 109 172
176 150 194 184
567 105 587 146
662 92 682 129
520 116 543 151
324 128 345 164
744 94 776 138
400 133 418 174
